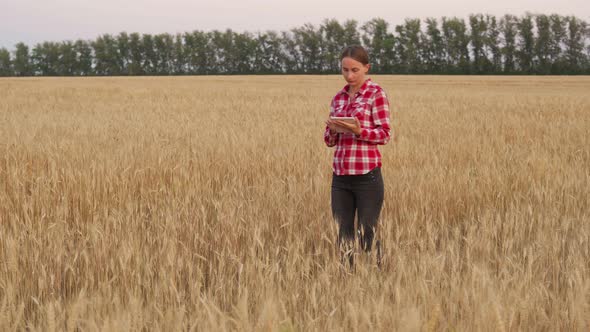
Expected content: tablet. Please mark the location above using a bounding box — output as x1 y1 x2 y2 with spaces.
330 116 356 123
329 116 356 133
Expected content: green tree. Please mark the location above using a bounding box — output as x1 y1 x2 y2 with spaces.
534 14 552 74
403 18 424 73
3 14 588 76
516 14 534 73
253 31 286 74
442 17 470 74
423 18 446 74
281 31 302 73
586 25 590 74
154 33 174 75
321 19 346 73
128 33 144 75
549 14 567 73
362 18 395 73
500 14 518 73
185 31 215 74
470 14 491 74
172 33 186 74
31 42 61 75
564 16 587 74
142 34 158 75
292 24 325 73
182 31 195 74
75 39 93 75
342 19 362 46
210 29 234 74
58 41 77 75
0 48 12 76
104 34 121 75
13 42 32 76
91 36 107 75
485 15 502 74
92 34 121 75
117 32 131 75
233 32 256 74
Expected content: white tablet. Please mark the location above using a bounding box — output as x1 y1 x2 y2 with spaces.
330 116 356 123
329 116 356 133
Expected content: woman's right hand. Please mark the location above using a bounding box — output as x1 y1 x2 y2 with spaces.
325 118 339 134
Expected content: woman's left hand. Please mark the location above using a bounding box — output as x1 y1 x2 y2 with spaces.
332 117 362 135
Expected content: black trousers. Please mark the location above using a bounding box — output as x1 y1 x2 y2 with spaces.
331 167 384 253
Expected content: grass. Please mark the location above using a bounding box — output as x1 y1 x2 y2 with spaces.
0 75 589 331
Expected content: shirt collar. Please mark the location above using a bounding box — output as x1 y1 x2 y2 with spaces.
338 78 372 97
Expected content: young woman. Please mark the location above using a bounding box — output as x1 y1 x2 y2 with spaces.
324 45 392 266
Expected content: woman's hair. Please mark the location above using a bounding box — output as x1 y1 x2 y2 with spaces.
340 45 370 65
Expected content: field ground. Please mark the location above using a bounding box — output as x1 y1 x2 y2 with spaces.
1 75 589 330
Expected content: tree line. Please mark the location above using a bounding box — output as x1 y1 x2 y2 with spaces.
0 14 589 76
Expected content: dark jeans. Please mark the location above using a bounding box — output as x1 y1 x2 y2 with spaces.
331 167 384 254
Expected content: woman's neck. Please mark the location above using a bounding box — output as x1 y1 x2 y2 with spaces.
348 79 366 95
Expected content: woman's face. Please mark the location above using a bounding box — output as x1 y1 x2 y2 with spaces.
341 57 370 87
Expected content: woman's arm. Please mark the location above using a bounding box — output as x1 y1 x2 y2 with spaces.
324 102 339 147
324 124 339 147
355 89 391 145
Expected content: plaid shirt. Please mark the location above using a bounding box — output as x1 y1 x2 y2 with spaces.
324 78 391 175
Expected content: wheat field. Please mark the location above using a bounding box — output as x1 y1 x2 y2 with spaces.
0 75 589 331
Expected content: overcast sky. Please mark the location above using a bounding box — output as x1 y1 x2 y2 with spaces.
1 0 588 49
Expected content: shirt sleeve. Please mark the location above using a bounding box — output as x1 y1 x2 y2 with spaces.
356 89 391 145
324 100 339 147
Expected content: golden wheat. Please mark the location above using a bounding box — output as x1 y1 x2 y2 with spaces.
0 75 589 331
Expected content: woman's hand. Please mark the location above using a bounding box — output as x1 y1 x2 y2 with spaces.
325 118 341 134
326 117 362 135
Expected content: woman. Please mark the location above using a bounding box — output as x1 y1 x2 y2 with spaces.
324 45 392 267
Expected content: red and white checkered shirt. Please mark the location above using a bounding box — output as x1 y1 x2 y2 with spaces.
324 78 391 175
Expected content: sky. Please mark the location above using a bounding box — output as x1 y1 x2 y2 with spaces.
1 0 589 49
